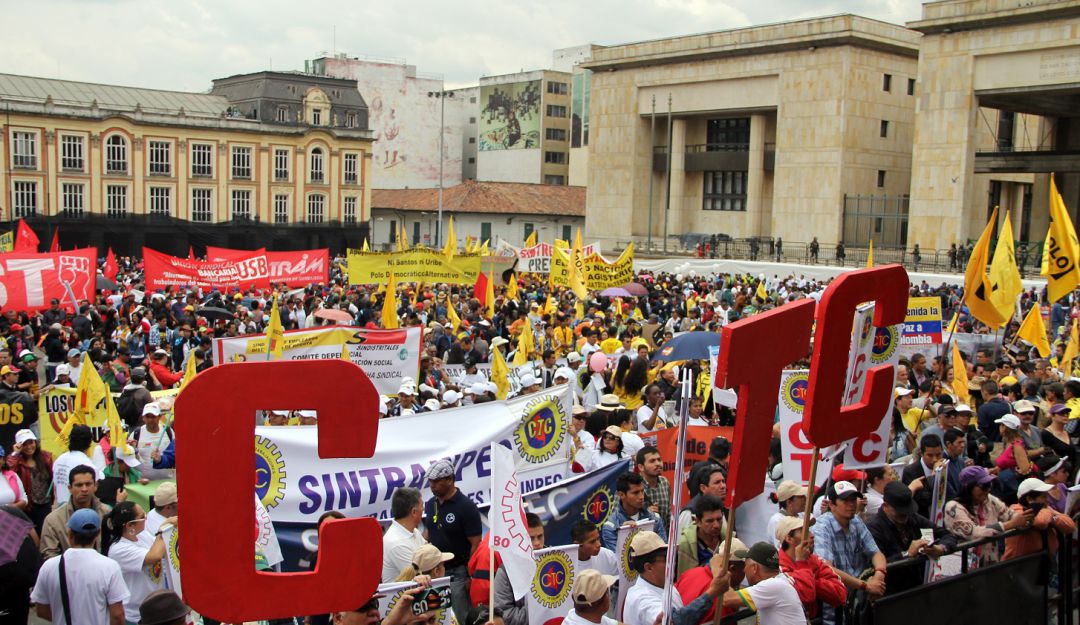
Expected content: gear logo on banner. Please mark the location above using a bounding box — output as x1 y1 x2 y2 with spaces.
870 326 900 365
167 527 181 573
582 485 614 525
619 526 643 582
515 396 566 463
531 550 573 609
781 372 809 414
254 435 287 509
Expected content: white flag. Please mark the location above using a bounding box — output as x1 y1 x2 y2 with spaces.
255 495 284 568
161 525 182 598
491 442 535 600
614 519 655 619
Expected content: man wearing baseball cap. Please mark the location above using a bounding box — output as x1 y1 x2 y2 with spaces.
622 531 727 625
865 482 956 593
1004 477 1076 560
564 569 618 625
774 516 846 620
423 459 481 623
31 508 130 625
811 481 886 623
766 480 808 549
715 542 805 625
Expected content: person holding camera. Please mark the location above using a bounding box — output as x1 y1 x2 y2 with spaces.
1003 478 1076 560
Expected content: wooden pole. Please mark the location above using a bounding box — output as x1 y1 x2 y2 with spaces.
800 448 820 542
710 504 738 625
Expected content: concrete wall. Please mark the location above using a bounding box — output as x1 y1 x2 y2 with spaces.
370 208 583 249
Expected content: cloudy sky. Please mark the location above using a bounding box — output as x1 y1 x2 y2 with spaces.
2 0 922 91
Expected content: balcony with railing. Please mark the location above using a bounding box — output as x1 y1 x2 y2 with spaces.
653 142 775 171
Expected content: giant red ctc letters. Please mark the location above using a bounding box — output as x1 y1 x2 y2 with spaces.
715 265 908 508
174 360 382 621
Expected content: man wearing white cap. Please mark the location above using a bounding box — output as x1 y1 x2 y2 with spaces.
141 482 178 539
1004 477 1077 560
442 390 462 408
812 481 886 624
623 531 727 625
130 403 174 480
389 384 418 417
518 373 540 395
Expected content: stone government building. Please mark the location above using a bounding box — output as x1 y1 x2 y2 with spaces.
0 71 373 255
582 0 1080 254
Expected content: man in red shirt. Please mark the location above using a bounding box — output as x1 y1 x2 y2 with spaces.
775 516 847 620
674 538 746 624
148 349 183 389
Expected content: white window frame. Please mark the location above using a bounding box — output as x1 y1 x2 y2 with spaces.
343 152 359 184
11 131 38 169
61 182 85 216
312 108 322 125
309 147 325 183
231 145 253 180
191 188 214 222
306 193 325 224
343 196 358 224
148 186 172 216
12 180 38 217
190 142 214 177
276 106 289 122
147 140 172 176
231 188 252 220
273 148 290 182
346 112 357 127
105 134 129 175
105 184 128 218
273 194 290 224
59 134 85 172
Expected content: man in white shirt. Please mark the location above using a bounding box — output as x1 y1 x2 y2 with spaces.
52 425 105 506
31 508 130 625
141 482 178 539
622 531 725 625
571 521 618 576
382 487 427 582
130 403 174 480
716 542 805 625
563 569 619 625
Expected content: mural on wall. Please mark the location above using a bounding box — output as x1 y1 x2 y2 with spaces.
479 81 542 151
323 58 464 189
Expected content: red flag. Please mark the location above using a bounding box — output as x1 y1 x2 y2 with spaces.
13 220 39 252
188 246 196 261
49 228 60 253
473 271 489 304
103 248 118 282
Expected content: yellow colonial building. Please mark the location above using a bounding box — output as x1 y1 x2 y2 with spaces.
0 71 374 254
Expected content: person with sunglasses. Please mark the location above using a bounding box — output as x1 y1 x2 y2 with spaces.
101 501 176 625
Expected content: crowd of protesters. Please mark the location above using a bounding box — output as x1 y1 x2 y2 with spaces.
2 250 1080 625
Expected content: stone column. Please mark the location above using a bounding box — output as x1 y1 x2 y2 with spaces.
667 118 687 240
747 114 767 236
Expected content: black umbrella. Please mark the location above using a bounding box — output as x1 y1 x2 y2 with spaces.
196 306 234 322
96 275 118 291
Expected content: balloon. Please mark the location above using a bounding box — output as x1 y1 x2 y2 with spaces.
589 351 608 373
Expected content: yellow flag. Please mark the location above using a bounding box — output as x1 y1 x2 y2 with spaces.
464 235 474 253
574 300 584 321
491 343 511 400
480 240 490 256
443 217 457 260
543 294 556 316
945 310 959 335
1017 305 1052 357
952 341 971 405
963 206 1009 328
866 239 873 268
1046 174 1080 302
266 296 285 359
381 273 399 329
361 238 370 252
1064 318 1079 378
555 239 569 249
485 270 495 319
569 228 588 300
506 272 519 300
341 344 350 361
988 209 1022 321
446 300 461 334
513 323 534 367
179 349 198 392
524 230 537 248
756 280 768 301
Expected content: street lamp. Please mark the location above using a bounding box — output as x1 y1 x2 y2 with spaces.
427 89 455 247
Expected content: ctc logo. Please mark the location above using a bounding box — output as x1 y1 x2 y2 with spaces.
539 561 567 596
586 493 609 523
528 412 555 446
789 379 808 407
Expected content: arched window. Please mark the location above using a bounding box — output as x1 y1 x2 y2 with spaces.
105 135 128 174
309 147 325 183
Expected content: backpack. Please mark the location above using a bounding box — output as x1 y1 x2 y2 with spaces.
115 388 143 431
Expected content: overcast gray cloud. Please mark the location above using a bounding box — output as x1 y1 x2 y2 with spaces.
0 0 923 91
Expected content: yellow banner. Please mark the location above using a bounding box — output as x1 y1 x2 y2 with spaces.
347 248 482 284
551 246 572 287
240 328 359 355
39 387 178 457
584 244 635 290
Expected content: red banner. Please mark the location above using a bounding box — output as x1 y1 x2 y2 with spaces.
206 246 329 286
143 248 269 291
0 248 95 311
640 425 734 500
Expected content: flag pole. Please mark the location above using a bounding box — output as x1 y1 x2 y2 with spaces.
661 369 692 625
800 450 820 542
711 503 738 625
488 441 496 623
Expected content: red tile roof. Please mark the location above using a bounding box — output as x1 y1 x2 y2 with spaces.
372 180 585 217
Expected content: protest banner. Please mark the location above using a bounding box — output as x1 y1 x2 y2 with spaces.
480 459 631 547
206 246 329 286
0 248 95 311
0 231 12 252
0 387 38 451
377 578 455 625
162 525 182 596
38 387 178 457
526 544 580 625
641 426 734 499
491 442 536 600
614 519 655 619
212 326 423 396
583 245 636 290
143 247 270 290
347 248 482 284
516 242 599 274
777 370 833 486
254 385 574 524
840 304 896 470
902 296 943 347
